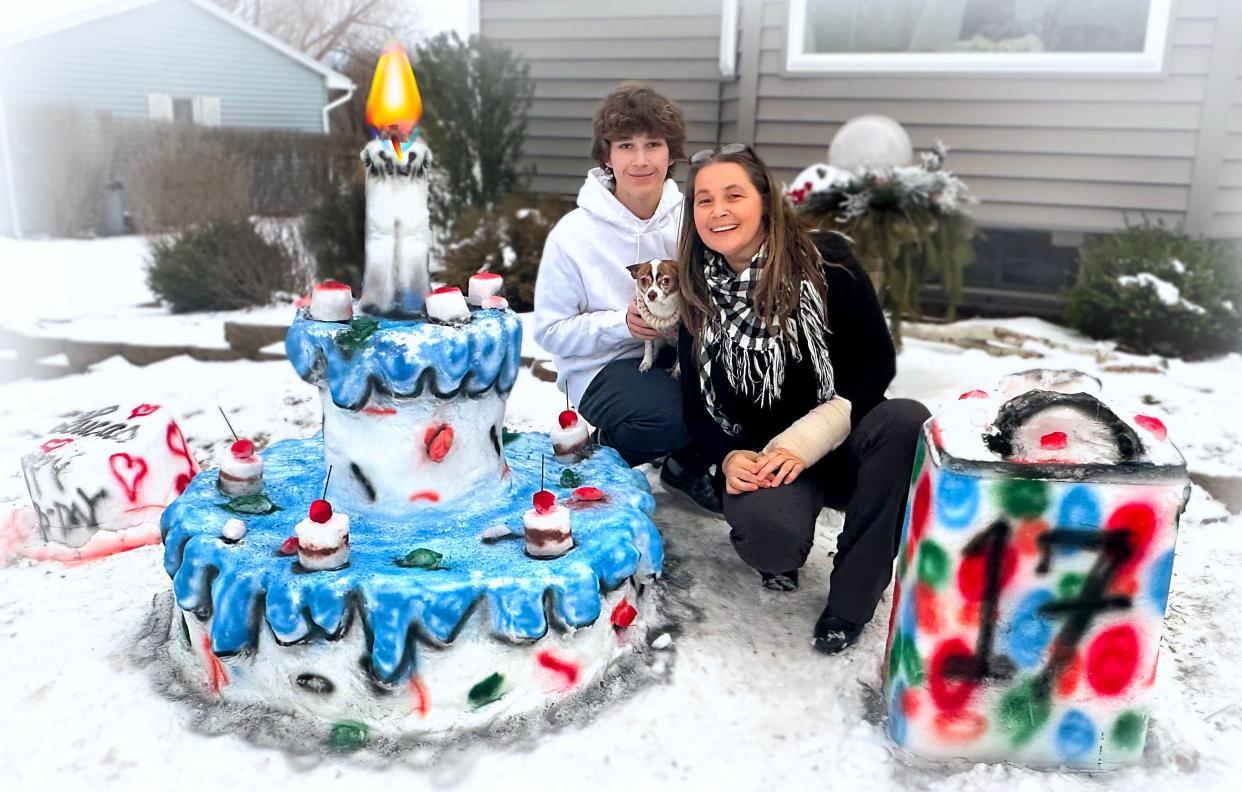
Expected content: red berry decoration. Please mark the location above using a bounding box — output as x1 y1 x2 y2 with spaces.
230 438 254 458
532 490 556 515
610 599 637 628
1134 414 1167 442
309 499 333 523
558 410 578 429
278 536 299 555
426 425 454 463
1040 432 1068 451
959 389 988 400
573 486 604 502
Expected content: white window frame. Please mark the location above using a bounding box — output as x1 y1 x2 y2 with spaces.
785 0 1172 74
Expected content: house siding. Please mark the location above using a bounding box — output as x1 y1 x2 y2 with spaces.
479 0 725 196
747 0 1213 235
0 0 329 133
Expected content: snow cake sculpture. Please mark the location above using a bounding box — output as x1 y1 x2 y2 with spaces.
159 46 663 738
13 404 197 561
883 370 1189 768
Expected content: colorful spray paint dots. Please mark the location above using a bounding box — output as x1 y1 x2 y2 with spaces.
884 425 1187 766
1055 709 1098 763
935 471 979 530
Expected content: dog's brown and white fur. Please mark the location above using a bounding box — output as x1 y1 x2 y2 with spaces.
627 259 682 378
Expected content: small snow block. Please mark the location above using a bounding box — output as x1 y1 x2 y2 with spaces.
278 536 299 555
559 469 582 488
334 317 380 357
223 493 279 515
426 286 470 323
310 280 354 323
468 272 504 306
21 403 198 552
481 295 508 310
395 547 444 569
573 486 604 502
610 599 637 628
651 633 673 650
468 672 506 708
327 720 368 752
479 524 513 542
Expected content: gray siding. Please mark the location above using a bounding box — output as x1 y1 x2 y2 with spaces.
0 0 329 133
745 0 1213 234
480 0 724 195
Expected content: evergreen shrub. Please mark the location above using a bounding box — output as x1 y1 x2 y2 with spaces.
147 218 297 313
1064 223 1241 358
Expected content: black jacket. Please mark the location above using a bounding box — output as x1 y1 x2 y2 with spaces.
677 232 896 466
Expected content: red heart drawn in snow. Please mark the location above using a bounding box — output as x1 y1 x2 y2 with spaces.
129 404 160 420
109 453 149 502
40 437 74 454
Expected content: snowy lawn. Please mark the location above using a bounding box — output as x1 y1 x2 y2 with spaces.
1 239 1241 791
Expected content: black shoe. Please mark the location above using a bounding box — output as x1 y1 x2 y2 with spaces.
760 569 799 592
812 609 862 654
659 459 723 514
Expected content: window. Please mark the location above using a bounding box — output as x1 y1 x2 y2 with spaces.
787 0 1171 73
147 95 222 127
172 97 194 123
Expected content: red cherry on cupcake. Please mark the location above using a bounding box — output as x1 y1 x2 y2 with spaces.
309 499 333 523
230 438 255 458
558 410 578 429
533 490 556 515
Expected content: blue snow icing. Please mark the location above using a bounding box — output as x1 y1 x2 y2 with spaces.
1055 709 1098 763
284 308 523 410
160 432 662 683
934 470 979 530
1005 588 1056 668
1147 548 1176 614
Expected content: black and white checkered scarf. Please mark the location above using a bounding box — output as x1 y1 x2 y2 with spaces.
697 245 835 436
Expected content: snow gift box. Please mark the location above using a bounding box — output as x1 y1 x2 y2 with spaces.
17 403 198 560
883 370 1189 769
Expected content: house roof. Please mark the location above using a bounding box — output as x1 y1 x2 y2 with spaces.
0 0 353 91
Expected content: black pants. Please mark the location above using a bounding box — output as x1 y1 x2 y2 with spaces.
579 353 708 473
723 398 930 626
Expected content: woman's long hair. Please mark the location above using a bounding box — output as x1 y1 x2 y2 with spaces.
678 147 827 345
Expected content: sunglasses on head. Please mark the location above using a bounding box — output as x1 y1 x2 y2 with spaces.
689 143 753 164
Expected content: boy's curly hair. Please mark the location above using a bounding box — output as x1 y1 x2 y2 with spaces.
590 83 687 168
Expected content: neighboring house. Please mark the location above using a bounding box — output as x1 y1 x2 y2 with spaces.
479 0 1241 316
0 0 353 237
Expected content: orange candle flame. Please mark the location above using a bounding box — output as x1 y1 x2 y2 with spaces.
366 44 423 162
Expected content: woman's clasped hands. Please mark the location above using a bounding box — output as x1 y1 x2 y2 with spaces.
722 448 805 495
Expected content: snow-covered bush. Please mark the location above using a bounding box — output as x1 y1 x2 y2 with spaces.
438 194 573 312
146 218 297 313
1064 223 1241 358
303 183 366 291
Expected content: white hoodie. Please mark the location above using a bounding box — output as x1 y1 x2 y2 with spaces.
533 168 683 406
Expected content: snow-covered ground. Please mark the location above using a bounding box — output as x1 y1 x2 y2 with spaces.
1 237 1240 791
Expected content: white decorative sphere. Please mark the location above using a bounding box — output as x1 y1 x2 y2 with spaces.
828 115 913 171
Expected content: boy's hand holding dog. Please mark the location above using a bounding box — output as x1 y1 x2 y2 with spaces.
625 301 664 340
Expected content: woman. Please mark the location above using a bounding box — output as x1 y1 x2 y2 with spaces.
676 144 930 654
534 83 719 512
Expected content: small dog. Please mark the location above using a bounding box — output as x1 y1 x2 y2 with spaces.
627 259 682 378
